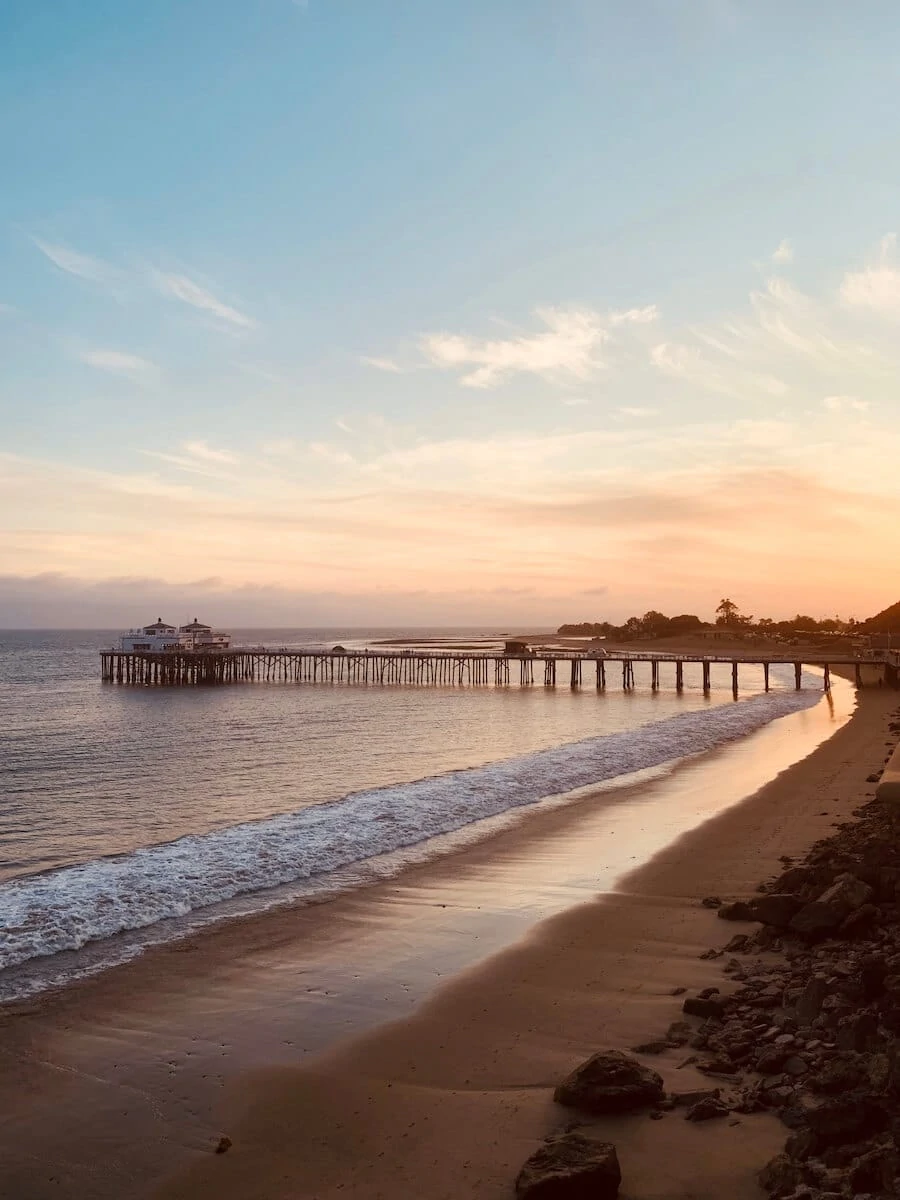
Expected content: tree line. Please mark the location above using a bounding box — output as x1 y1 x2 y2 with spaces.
558 599 862 640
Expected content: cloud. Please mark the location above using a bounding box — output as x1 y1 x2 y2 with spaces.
420 307 613 388
32 238 116 283
78 349 154 377
772 239 794 265
152 271 256 329
361 356 404 373
823 395 870 413
840 233 900 317
610 305 659 325
182 441 238 464
618 406 657 418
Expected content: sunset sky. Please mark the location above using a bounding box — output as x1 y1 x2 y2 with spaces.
3 1 900 627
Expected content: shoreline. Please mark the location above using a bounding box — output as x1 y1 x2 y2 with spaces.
0 683 891 1196
149 687 897 1200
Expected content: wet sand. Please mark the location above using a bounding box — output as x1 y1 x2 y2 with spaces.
0 682 895 1199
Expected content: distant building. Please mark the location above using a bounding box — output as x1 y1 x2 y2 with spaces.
504 639 531 655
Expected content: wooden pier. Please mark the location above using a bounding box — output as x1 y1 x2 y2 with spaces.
99 649 896 692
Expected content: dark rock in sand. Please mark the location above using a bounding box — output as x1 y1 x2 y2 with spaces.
629 1040 669 1055
748 894 803 928
553 1051 664 1114
789 874 873 939
515 1131 621 1199
718 900 755 921
215 1136 232 1154
685 1096 730 1121
701 895 722 908
682 996 726 1020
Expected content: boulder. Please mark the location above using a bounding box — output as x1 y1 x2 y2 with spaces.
718 900 754 921
748 894 803 928
515 1132 621 1199
554 1051 664 1114
789 875 873 938
682 996 726 1020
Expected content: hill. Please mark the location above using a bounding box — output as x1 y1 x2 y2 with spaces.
863 600 900 632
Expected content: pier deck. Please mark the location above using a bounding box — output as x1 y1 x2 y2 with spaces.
99 649 896 691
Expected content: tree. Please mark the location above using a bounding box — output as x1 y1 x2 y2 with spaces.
715 598 740 627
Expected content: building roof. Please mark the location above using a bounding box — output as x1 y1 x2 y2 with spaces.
180 617 212 631
143 618 175 631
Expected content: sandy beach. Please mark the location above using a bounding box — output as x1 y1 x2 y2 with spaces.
0 682 896 1199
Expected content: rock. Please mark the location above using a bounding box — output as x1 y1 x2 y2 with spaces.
515 1132 621 1199
554 1051 664 1114
867 773 882 783
685 1097 730 1121
817 873 874 916
724 934 750 953
783 1055 808 1077
759 1152 802 1197
838 903 879 937
835 1013 878 1053
757 1046 790 1074
215 1136 232 1154
701 895 722 908
718 900 754 921
749 894 803 928
795 976 829 1026
805 1096 888 1145
669 986 687 996
682 996 726 1020
629 1040 669 1055
790 875 874 939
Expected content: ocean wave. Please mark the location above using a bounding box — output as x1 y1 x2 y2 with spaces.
0 675 821 973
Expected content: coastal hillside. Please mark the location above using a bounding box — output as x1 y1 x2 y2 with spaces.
863 600 900 632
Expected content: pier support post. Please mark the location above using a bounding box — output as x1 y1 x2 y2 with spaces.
855 662 863 688
731 661 739 696
651 661 659 691
675 661 683 692
794 662 802 690
702 660 710 693
764 662 770 692
823 664 831 690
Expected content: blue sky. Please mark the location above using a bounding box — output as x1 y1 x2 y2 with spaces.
3 1 900 625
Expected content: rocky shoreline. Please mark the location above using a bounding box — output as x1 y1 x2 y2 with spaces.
516 709 900 1199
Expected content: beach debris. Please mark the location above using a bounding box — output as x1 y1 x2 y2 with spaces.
629 1039 670 1055
553 1050 664 1114
514 1131 621 1199
214 1135 232 1154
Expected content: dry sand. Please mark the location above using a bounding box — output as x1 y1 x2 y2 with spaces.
1 684 896 1200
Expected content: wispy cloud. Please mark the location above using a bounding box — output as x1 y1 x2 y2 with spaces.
420 308 612 389
32 238 116 283
841 233 900 317
618 406 657 418
361 355 404 373
182 440 238 464
152 271 256 329
772 239 794 265
78 349 154 378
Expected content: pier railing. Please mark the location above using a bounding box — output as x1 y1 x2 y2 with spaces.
98 649 896 692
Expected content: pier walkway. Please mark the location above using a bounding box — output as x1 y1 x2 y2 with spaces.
99 649 896 692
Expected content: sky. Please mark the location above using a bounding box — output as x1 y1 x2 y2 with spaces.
3 1 900 628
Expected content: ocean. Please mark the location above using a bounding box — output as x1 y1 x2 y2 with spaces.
0 628 823 1000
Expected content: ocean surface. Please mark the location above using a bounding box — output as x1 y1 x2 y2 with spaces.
0 627 824 999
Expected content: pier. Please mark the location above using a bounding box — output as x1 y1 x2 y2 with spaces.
99 649 896 692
